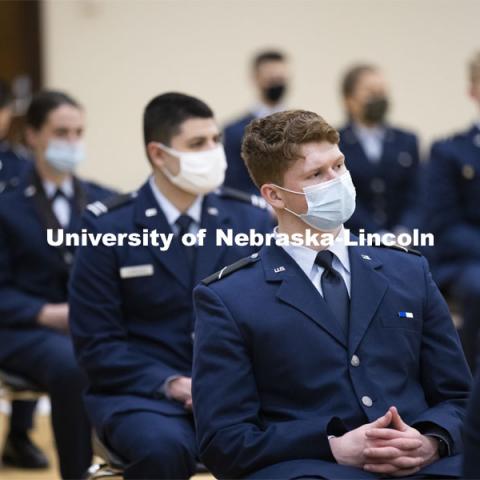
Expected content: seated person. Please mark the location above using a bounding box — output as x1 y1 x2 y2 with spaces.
338 64 421 235
69 92 274 480
0 78 46 470
0 90 113 479
193 109 471 479
426 51 480 373
223 49 290 194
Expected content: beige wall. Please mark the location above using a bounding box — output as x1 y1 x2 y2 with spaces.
42 0 480 191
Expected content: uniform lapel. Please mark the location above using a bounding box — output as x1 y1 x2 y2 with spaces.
262 244 347 347
193 194 231 285
379 126 396 167
27 168 62 231
348 245 387 353
134 182 191 290
25 168 73 268
343 123 371 166
467 124 480 161
68 176 88 231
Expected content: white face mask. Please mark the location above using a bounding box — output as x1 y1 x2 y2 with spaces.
45 139 85 173
273 170 356 231
157 143 227 195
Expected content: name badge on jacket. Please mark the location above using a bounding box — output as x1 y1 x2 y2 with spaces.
119 264 154 279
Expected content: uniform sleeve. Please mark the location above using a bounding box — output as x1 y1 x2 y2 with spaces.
69 215 181 397
410 256 472 453
0 215 46 326
192 284 338 479
426 142 480 258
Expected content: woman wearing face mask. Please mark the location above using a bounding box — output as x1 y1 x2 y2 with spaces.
0 90 114 480
338 64 423 238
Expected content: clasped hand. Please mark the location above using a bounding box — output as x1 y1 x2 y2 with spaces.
329 406 439 476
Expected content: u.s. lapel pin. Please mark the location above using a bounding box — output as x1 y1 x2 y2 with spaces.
274 266 286 273
208 207 219 216
145 208 157 217
361 254 371 260
398 311 414 319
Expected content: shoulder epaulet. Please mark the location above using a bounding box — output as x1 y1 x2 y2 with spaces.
376 243 422 256
86 191 137 217
202 252 260 286
216 186 268 209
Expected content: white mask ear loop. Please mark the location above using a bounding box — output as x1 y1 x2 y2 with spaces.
269 184 305 219
270 184 305 195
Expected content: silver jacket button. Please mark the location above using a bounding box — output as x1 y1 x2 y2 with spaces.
362 396 373 407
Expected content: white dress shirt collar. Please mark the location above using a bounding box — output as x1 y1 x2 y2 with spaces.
149 176 203 227
279 226 351 295
281 226 350 273
353 122 386 140
252 102 286 119
42 177 74 199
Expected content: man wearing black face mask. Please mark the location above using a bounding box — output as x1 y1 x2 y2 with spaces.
338 64 422 236
223 50 289 194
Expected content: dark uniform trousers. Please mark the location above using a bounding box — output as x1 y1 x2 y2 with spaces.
192 241 471 479
69 180 275 479
339 123 422 234
0 141 37 435
0 166 113 479
426 125 480 372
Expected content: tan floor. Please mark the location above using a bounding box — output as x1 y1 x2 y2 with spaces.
0 411 213 480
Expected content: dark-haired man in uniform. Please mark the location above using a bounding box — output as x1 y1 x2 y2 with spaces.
223 50 290 194
69 92 274 480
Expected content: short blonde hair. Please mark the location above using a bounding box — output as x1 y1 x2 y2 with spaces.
469 51 480 83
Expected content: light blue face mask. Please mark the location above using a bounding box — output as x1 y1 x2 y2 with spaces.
273 170 357 231
45 139 86 173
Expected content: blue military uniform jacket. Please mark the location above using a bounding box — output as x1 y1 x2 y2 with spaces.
463 371 480 477
0 140 31 192
0 165 114 362
69 179 275 433
339 123 421 234
192 241 471 479
223 113 257 194
426 124 480 286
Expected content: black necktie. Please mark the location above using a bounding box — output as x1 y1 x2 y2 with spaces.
315 250 350 334
175 214 196 270
51 189 73 228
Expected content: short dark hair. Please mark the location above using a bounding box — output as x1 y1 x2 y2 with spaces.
341 64 377 98
26 90 80 130
253 50 287 71
242 110 340 188
143 92 214 146
0 79 13 109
